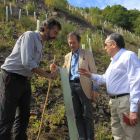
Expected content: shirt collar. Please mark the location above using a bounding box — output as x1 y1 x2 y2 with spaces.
72 48 80 56
35 30 45 47
35 30 42 41
111 48 126 62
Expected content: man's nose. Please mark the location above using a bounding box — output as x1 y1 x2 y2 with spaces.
55 34 58 39
71 43 74 46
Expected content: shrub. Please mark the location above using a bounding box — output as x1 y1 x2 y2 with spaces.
0 4 6 21
39 11 47 21
44 0 68 11
20 17 36 31
91 14 100 29
24 1 35 14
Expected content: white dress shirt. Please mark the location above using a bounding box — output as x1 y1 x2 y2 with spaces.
90 48 140 112
1 31 44 77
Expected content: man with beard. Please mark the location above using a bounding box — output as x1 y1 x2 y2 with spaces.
0 18 61 140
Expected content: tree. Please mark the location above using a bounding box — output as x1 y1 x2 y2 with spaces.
101 5 110 17
134 15 140 36
83 7 89 13
44 0 68 10
128 9 140 31
105 5 129 29
89 7 101 16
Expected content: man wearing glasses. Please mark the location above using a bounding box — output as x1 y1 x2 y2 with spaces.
79 33 140 140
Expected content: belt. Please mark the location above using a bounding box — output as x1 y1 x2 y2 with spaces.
70 78 80 83
1 69 28 81
110 93 129 99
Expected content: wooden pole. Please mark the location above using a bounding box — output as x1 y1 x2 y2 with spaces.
36 55 56 140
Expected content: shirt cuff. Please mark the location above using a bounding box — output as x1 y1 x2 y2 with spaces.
89 76 92 80
92 85 100 90
89 73 97 81
130 103 138 112
56 67 60 73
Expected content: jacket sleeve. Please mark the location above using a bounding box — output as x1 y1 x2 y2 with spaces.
87 51 98 87
62 55 67 68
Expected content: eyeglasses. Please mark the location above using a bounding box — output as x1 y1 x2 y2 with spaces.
104 40 114 48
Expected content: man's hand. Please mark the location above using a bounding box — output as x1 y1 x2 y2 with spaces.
91 89 98 100
129 111 139 126
78 68 92 78
48 71 57 80
50 64 58 71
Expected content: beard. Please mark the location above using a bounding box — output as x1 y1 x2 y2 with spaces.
46 31 55 42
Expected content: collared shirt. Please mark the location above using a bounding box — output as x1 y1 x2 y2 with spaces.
90 48 140 112
1 30 44 77
70 48 100 90
70 48 80 80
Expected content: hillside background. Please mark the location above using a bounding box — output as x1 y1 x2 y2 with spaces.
0 0 140 140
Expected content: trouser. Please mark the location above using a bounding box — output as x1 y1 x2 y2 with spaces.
0 69 31 140
109 95 140 140
70 82 94 140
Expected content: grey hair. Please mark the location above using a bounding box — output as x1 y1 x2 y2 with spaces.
108 33 125 48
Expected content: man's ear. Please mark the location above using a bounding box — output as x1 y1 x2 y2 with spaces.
44 25 49 32
113 41 117 48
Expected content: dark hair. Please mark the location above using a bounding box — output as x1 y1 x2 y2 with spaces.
67 31 81 42
39 18 61 32
108 33 125 48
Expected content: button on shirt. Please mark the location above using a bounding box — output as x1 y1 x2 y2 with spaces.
1 31 44 77
90 48 140 112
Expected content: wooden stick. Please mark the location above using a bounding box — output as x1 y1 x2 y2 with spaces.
36 55 56 140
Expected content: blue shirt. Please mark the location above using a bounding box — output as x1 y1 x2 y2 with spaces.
70 48 100 90
70 49 80 80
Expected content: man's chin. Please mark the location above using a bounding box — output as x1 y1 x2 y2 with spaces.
48 38 55 42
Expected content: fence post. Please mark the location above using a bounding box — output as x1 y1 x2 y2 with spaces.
45 13 48 19
138 49 140 60
37 19 40 31
26 6 28 16
89 38 92 52
6 6 8 21
19 9 21 20
9 3 12 15
82 44 85 49
34 12 36 19
4 0 6 6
